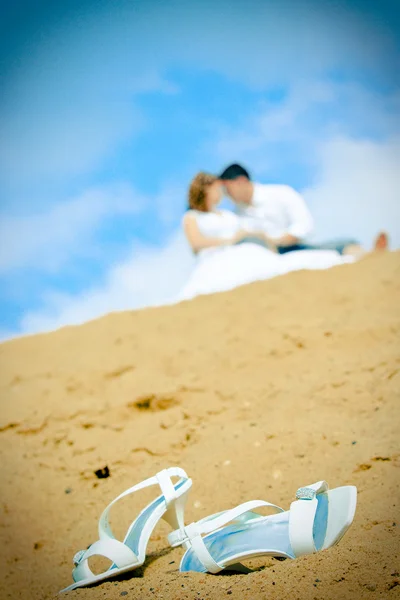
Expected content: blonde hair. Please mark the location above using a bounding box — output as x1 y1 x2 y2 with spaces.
188 172 217 212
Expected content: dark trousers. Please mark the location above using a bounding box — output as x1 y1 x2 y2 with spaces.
237 237 359 255
277 238 359 255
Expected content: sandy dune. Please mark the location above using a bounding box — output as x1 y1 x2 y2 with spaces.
0 251 399 600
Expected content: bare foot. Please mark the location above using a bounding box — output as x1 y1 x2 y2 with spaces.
374 232 389 251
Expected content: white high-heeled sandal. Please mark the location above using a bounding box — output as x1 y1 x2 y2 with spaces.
60 467 192 592
168 480 357 573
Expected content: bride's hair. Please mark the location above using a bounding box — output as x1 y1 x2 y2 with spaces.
188 172 217 212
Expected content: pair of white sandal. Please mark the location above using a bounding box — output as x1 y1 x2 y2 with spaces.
60 466 357 592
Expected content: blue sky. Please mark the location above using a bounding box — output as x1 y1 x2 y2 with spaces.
1 0 399 337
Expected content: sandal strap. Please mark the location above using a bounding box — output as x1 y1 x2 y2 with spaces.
169 499 283 573
72 538 139 582
289 480 329 557
67 467 191 587
190 533 224 574
99 467 189 541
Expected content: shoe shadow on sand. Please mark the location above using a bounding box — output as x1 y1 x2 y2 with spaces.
77 546 175 589
216 556 287 576
79 546 284 589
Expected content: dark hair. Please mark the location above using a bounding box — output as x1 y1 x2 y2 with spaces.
188 172 218 212
218 163 251 181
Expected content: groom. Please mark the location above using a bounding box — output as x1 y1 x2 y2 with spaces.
218 163 387 255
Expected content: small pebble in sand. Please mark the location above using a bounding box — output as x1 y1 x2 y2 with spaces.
120 592 128 597
273 470 282 479
94 466 110 479
65 488 72 494
194 500 202 508
351 441 357 445
254 441 261 447
223 460 231 466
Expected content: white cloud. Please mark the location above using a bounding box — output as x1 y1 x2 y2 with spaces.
210 81 331 170
16 230 195 336
304 136 400 248
211 81 400 173
208 80 400 248
0 99 144 191
153 182 188 225
2 0 398 195
111 0 398 88
0 183 144 273
128 71 180 95
0 70 180 191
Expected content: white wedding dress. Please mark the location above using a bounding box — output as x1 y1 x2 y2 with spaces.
177 210 353 301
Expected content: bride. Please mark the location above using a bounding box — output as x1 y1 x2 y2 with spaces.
177 172 353 301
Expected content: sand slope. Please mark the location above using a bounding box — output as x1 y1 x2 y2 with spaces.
0 252 399 600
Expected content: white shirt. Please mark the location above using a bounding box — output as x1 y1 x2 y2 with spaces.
235 183 314 240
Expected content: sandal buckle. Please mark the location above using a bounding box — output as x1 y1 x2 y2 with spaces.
168 528 189 547
73 550 86 566
296 487 316 500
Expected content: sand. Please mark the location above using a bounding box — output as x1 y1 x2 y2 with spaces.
0 251 399 600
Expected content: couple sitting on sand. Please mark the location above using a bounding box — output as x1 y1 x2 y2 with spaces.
178 163 388 300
